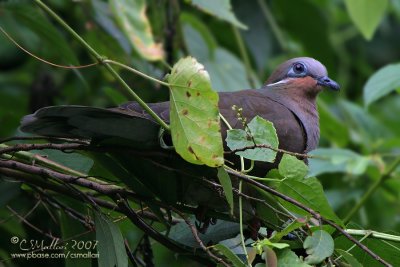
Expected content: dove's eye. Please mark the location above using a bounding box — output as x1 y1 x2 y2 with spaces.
288 62 307 77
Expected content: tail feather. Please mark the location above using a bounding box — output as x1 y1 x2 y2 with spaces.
20 105 162 148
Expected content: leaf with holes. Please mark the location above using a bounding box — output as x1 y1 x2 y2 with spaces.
226 116 278 162
168 57 224 167
110 0 164 60
304 230 334 264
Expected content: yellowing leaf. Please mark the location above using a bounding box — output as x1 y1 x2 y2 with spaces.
168 57 224 167
110 0 164 60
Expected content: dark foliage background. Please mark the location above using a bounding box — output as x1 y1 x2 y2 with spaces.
1 0 400 266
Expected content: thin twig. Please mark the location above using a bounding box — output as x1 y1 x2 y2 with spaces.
0 26 98 69
172 209 231 267
0 143 88 155
0 160 124 194
0 136 89 144
226 143 318 159
7 205 58 240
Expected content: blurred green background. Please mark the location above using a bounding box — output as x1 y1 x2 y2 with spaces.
1 0 400 266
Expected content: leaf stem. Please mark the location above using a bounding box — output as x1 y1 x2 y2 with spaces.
231 26 256 88
103 60 170 87
343 157 400 224
346 229 400 243
335 231 371 262
238 180 250 266
257 0 288 52
33 0 170 131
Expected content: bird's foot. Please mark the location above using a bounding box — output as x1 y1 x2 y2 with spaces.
194 206 217 234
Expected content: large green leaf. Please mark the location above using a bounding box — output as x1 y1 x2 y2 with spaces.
204 48 256 92
363 63 400 106
180 12 217 61
277 178 343 226
95 212 128 267
344 0 388 40
226 116 278 162
278 154 308 180
187 0 247 29
110 0 164 60
60 201 93 267
181 16 255 91
303 230 334 264
335 236 400 267
309 148 371 177
167 57 224 167
338 100 392 146
318 99 349 147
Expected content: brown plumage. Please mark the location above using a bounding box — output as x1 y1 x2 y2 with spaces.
115 57 339 173
20 57 339 217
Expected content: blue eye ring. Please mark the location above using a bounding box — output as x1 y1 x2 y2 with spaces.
288 62 307 77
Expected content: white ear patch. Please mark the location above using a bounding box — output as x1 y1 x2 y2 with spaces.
266 78 294 87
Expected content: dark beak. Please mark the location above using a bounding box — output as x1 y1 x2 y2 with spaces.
317 76 340 91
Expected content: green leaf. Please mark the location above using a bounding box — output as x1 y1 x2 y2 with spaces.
303 230 334 264
309 148 371 177
217 167 234 215
363 63 400 106
110 0 164 60
60 201 93 267
338 100 392 146
276 249 311 267
226 116 278 162
318 99 349 147
335 235 400 267
180 12 217 61
167 57 224 167
336 249 363 267
277 178 343 226
95 212 128 267
253 238 289 255
212 244 247 267
204 48 256 91
278 154 308 180
271 218 308 243
39 149 94 174
187 0 247 30
344 0 388 40
181 18 255 91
